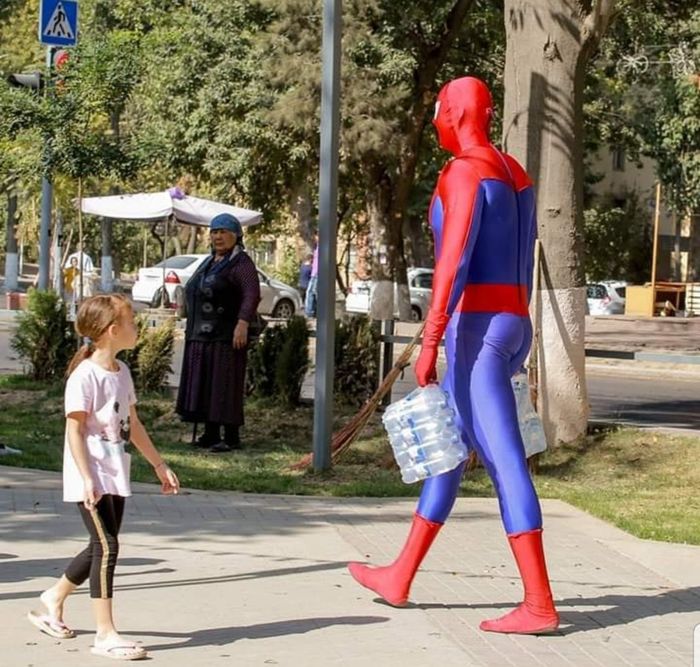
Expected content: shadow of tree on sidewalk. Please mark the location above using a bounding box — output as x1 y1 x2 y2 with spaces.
136 615 389 651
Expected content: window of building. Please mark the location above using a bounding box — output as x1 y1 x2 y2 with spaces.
612 147 626 171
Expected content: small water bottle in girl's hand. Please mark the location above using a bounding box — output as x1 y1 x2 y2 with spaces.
382 385 468 484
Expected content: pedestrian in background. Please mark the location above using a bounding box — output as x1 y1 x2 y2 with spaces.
304 234 319 317
298 253 313 303
176 213 261 452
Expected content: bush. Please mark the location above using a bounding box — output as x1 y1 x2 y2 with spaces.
247 325 285 398
117 316 149 375
584 192 652 283
334 316 380 405
247 317 309 404
118 317 174 393
11 289 75 381
272 245 302 288
274 316 310 405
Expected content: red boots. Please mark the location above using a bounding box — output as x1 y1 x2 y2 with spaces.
480 529 559 634
348 519 558 634
347 513 442 607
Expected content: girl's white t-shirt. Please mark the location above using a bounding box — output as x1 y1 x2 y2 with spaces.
63 359 136 502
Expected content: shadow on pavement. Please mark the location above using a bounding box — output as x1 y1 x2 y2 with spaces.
0 560 347 602
0 555 170 584
137 615 390 651
416 586 700 634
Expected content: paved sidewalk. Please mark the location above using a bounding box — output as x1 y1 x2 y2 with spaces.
1 466 699 666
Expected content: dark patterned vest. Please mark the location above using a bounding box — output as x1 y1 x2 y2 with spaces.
185 248 253 343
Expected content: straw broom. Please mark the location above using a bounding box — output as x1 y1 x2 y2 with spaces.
290 322 425 470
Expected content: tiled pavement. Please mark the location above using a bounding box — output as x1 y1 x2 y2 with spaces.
1 466 699 666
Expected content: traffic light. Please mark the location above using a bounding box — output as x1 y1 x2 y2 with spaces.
52 49 70 93
7 72 45 90
53 49 70 71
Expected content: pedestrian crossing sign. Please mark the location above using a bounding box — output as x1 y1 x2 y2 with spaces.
39 0 78 47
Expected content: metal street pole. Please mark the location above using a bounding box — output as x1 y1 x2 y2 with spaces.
101 217 113 292
312 0 342 472
37 46 53 290
52 209 63 293
5 192 19 291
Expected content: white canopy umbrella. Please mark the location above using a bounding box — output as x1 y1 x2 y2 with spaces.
80 188 263 227
77 187 263 298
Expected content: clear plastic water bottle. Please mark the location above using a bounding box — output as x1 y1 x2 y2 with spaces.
382 385 468 484
511 372 547 457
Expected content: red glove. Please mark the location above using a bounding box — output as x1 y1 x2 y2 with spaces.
414 310 449 386
415 345 438 386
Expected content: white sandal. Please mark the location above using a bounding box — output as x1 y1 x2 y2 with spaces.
90 638 148 661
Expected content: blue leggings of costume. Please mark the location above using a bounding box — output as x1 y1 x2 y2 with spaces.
416 311 542 534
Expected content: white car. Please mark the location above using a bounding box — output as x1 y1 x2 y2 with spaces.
345 268 434 321
586 281 627 315
131 254 302 319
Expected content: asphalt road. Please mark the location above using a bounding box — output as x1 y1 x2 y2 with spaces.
586 370 700 432
1 326 698 433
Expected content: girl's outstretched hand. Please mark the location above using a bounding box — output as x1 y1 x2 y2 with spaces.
155 463 180 495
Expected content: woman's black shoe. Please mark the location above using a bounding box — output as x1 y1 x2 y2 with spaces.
209 441 233 453
193 422 221 448
223 425 241 449
193 434 218 449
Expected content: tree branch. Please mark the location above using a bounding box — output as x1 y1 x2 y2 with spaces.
582 0 618 47
396 0 475 197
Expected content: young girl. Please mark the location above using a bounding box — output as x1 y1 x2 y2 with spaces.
27 294 180 661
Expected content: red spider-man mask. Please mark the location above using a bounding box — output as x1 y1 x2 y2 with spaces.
433 77 493 155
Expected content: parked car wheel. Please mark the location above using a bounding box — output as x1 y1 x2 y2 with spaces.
150 286 170 309
411 305 422 322
272 298 295 319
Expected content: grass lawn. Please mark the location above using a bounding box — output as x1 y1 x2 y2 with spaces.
1 374 699 545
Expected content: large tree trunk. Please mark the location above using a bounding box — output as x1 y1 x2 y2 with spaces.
404 215 433 268
502 0 617 445
368 169 406 319
186 225 198 254
291 180 315 257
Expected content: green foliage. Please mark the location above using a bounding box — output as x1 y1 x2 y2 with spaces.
585 4 700 214
116 315 149 377
584 192 653 283
247 325 285 398
136 319 175 392
334 316 379 406
272 244 302 288
118 316 174 392
10 289 75 381
274 316 310 406
247 318 309 405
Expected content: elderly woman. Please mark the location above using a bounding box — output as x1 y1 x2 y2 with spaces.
176 213 261 452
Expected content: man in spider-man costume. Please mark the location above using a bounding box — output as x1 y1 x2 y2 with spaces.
348 77 559 634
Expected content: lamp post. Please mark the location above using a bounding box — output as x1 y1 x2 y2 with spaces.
312 0 342 472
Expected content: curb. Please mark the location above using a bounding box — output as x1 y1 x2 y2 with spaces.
586 359 700 380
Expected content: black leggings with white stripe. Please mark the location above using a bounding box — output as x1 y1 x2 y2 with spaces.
64 494 125 599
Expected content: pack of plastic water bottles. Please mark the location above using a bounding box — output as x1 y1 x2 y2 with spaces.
382 385 468 484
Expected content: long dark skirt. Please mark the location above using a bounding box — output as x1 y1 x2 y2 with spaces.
176 340 247 426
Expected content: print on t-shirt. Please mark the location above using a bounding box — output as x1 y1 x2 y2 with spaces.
112 401 131 443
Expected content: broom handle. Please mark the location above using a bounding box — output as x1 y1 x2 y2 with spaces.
528 240 542 406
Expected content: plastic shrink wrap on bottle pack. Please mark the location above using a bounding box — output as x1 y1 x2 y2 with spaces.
382 385 468 484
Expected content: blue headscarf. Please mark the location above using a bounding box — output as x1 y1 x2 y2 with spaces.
210 213 244 248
